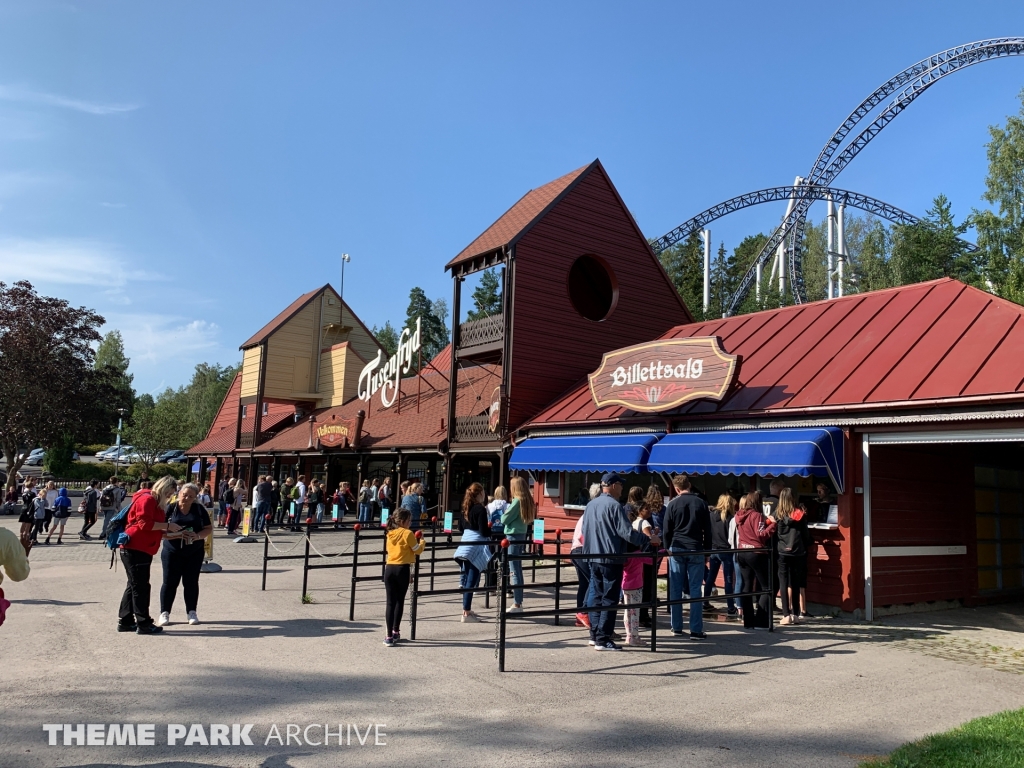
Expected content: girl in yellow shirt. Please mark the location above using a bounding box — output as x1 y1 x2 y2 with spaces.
384 508 424 646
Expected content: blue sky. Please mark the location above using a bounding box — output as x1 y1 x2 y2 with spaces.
2 1 1024 394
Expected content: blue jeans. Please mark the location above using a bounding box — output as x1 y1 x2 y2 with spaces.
358 503 371 523
704 552 736 611
587 562 624 645
507 534 526 605
254 501 270 532
460 560 481 612
315 504 325 524
669 551 706 634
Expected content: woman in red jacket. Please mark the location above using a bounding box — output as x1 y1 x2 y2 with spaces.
735 492 776 631
118 476 182 634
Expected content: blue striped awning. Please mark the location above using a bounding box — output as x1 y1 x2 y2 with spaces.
509 433 662 474
191 461 216 472
647 427 845 492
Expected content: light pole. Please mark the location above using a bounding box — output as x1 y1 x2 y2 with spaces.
340 253 350 304
114 408 128 467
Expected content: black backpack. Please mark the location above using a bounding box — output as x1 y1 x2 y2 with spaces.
100 485 116 508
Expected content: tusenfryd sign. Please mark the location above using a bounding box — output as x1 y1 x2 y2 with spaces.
588 336 738 412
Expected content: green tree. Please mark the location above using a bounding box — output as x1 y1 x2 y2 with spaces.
0 281 105 490
890 195 976 287
404 287 449 361
466 269 503 320
974 89 1024 304
91 329 135 439
372 321 399 357
658 231 705 320
122 393 183 472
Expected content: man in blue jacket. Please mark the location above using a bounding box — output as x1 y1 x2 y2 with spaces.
581 472 660 651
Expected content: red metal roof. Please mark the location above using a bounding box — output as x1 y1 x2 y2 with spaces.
445 162 594 270
256 361 501 453
525 279 1024 428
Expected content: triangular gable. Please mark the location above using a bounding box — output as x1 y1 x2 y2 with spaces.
446 162 595 271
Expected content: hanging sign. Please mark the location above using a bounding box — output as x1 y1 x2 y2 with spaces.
315 413 361 449
357 317 421 409
532 518 545 545
487 386 502 433
443 511 453 534
588 336 738 413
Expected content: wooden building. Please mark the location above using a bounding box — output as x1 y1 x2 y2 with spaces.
511 278 1024 618
187 160 1024 619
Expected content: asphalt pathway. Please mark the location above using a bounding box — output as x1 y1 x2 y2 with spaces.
2 515 1023 768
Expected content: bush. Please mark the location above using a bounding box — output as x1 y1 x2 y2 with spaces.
123 463 188 481
48 461 119 481
77 444 110 456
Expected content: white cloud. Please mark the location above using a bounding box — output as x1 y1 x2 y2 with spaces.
100 201 127 208
0 84 139 115
108 314 222 364
0 237 166 289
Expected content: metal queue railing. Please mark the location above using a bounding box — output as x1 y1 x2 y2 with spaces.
494 542 775 672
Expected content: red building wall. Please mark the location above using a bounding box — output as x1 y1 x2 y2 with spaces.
869 443 976 606
507 166 692 429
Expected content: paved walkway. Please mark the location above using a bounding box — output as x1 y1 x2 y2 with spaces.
2 514 1024 768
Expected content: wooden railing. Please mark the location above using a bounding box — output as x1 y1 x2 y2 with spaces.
454 414 498 442
458 314 504 349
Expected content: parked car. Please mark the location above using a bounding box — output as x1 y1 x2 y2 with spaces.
17 448 44 463
156 449 185 464
95 445 121 460
22 449 46 466
168 454 189 465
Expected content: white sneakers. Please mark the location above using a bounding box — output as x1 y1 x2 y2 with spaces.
157 611 200 626
507 605 524 614
461 613 480 623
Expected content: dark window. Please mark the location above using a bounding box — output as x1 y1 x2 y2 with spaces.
241 405 248 418
262 402 269 416
567 255 617 322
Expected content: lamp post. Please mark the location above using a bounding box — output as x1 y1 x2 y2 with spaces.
340 253 350 304
114 408 128 467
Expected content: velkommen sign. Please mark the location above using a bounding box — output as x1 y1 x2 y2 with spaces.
315 414 361 449
588 336 739 412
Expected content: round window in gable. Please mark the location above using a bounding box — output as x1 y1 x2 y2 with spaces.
567 255 617 322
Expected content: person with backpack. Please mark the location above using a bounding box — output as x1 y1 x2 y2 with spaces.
79 480 100 540
775 488 812 625
44 488 73 545
97 477 120 541
116 476 182 634
157 482 213 627
358 479 373 523
18 480 37 551
30 489 47 544
378 477 392 518
736 492 776 630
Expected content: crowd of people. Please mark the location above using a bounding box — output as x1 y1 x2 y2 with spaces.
2 466 823 652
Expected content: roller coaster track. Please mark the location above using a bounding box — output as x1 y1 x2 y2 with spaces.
653 38 1024 316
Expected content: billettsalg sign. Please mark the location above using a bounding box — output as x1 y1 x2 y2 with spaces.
588 336 738 413
315 414 361 449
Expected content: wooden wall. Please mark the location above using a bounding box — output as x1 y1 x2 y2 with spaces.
317 343 367 407
240 346 262 398
508 165 692 429
264 298 318 399
869 443 975 606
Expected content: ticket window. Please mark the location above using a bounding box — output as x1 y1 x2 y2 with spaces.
976 466 1024 592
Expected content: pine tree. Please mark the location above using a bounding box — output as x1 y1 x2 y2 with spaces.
658 231 705 320
404 288 449 361
372 321 399 357
466 269 502 321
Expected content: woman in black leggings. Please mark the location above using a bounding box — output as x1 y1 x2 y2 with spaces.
382 508 423 646
734 492 776 629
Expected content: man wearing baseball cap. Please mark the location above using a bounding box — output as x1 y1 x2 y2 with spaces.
581 472 661 651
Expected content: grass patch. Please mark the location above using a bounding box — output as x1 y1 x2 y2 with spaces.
301 594 315 605
863 707 1024 767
